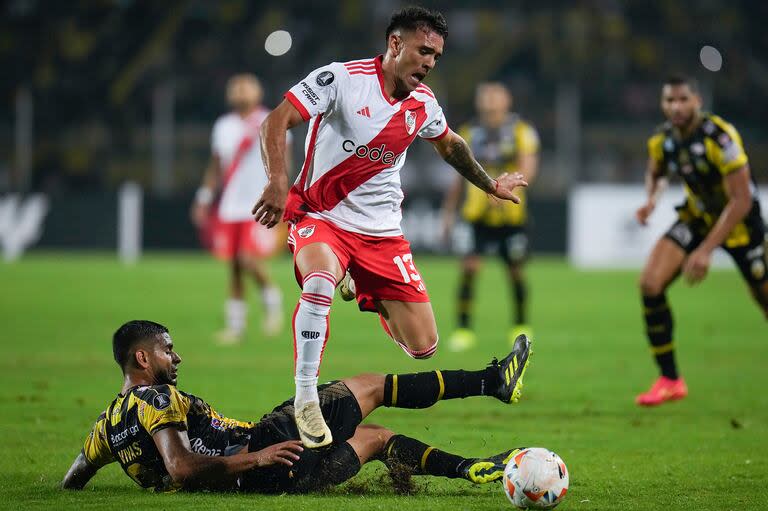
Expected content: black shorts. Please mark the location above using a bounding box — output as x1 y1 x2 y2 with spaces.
664 217 768 288
239 381 363 493
468 223 529 265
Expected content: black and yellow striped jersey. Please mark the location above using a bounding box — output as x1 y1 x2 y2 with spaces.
82 384 254 492
460 115 539 227
647 112 760 248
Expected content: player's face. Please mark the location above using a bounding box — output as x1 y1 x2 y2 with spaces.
227 79 262 112
476 84 511 126
147 333 182 386
661 84 701 128
392 29 444 92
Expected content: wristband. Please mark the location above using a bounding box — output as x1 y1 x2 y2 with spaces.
195 187 214 205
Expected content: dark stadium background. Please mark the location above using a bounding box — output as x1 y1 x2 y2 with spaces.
3 3 768 510
2 0 766 254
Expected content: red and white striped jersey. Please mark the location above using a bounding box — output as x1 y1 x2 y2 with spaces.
212 108 269 222
284 55 449 236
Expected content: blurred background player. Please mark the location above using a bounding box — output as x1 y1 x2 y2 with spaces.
442 83 540 352
635 75 768 406
191 74 287 344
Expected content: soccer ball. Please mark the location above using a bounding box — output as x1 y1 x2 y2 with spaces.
502 447 569 509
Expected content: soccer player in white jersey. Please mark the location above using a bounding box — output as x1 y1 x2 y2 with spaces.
252 7 531 448
192 74 287 344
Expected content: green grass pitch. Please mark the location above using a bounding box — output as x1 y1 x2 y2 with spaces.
0 253 765 510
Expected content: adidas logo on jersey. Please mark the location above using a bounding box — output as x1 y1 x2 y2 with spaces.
356 106 371 117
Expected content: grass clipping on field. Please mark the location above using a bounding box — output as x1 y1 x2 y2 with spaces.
337 464 424 496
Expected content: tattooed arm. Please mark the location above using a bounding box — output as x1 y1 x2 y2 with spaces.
431 129 527 203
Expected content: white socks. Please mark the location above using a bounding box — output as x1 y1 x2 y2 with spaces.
225 298 247 334
293 271 336 408
261 286 283 315
224 287 283 337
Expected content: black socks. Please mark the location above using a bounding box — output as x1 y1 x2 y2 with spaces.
382 435 466 479
642 294 678 379
383 368 496 408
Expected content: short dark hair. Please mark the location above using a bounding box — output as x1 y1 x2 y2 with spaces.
664 74 699 93
112 320 168 370
385 6 448 42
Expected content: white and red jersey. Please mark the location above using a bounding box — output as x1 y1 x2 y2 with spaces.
212 107 271 223
284 55 449 236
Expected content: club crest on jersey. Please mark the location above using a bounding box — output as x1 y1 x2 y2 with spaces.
298 225 316 238
405 110 416 135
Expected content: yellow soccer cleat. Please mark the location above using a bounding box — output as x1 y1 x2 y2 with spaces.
462 448 524 484
295 401 333 448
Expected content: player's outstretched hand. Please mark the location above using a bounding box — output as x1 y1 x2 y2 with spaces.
190 203 209 228
492 172 528 204
252 440 304 468
636 201 656 226
252 180 288 228
683 248 711 285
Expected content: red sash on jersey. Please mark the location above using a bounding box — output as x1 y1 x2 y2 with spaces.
222 113 263 189
199 111 262 249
